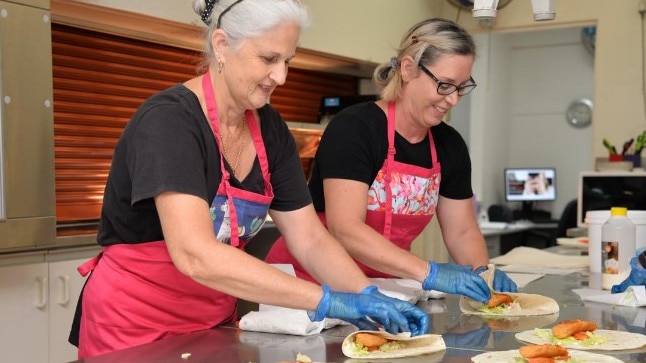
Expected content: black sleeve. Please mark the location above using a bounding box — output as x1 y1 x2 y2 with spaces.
128 102 210 206
314 102 387 185
434 122 474 200
259 106 312 212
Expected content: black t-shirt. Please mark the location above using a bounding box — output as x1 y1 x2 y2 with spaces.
309 101 473 211
97 84 311 245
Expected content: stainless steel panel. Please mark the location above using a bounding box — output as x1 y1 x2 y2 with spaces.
6 0 49 9
0 217 56 249
0 1 55 248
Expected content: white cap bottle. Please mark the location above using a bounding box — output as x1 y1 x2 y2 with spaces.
601 207 636 290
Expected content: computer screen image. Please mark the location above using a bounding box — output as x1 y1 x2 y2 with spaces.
577 171 646 227
504 168 556 221
505 168 557 202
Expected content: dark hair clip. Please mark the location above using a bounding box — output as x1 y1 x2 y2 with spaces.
201 0 217 25
411 35 419 44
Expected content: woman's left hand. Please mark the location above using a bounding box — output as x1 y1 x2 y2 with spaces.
490 269 517 293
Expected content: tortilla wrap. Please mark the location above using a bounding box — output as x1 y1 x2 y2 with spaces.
341 330 446 359
471 348 624 363
460 264 560 316
515 328 646 350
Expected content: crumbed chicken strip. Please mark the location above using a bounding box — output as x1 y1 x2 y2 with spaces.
487 293 513 308
519 344 568 358
355 333 388 350
552 319 597 339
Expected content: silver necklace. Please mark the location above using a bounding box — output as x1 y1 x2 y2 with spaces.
220 118 247 177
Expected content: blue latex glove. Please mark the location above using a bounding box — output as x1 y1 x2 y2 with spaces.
491 269 518 293
361 286 429 336
422 261 490 303
442 325 491 348
611 257 646 293
308 285 414 334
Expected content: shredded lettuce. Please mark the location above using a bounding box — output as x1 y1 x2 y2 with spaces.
533 328 607 346
478 300 521 314
479 304 511 314
378 341 403 352
349 341 370 356
349 339 403 356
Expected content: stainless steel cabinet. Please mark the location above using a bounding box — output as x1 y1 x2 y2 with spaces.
0 1 56 250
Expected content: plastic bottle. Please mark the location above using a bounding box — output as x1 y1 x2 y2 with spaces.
600 207 636 290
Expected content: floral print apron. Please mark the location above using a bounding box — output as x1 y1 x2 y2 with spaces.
74 72 273 358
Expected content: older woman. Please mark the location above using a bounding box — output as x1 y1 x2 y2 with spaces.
69 0 428 358
267 18 517 302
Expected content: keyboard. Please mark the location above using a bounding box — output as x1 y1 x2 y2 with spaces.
479 221 508 230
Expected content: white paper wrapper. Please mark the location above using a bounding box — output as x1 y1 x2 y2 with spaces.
573 286 646 307
239 264 346 336
491 246 589 269
239 308 345 336
369 278 446 303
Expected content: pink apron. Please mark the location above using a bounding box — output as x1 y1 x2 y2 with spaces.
266 101 440 281
76 72 273 358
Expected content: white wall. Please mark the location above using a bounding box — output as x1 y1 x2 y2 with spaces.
71 0 199 24
70 0 440 64
459 27 594 218
507 27 593 215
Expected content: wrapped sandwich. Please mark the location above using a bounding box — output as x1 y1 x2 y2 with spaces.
341 330 445 359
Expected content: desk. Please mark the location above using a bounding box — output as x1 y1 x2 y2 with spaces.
481 222 558 257
70 273 646 363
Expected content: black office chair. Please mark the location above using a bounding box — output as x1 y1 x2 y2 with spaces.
488 204 513 222
554 199 579 241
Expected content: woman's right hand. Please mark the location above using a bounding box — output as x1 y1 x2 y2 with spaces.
308 285 429 336
422 261 491 302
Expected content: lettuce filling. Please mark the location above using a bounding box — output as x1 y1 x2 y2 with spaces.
349 340 403 356
478 300 520 314
534 328 607 346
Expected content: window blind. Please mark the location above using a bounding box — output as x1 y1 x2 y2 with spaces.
52 23 358 227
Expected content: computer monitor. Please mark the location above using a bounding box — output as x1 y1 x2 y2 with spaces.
577 171 646 227
504 168 556 220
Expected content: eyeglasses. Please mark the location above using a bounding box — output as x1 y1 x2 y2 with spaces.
418 64 477 96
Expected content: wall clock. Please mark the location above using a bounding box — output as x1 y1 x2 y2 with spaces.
566 98 593 129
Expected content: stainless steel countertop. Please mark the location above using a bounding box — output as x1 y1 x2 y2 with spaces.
70 273 646 363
